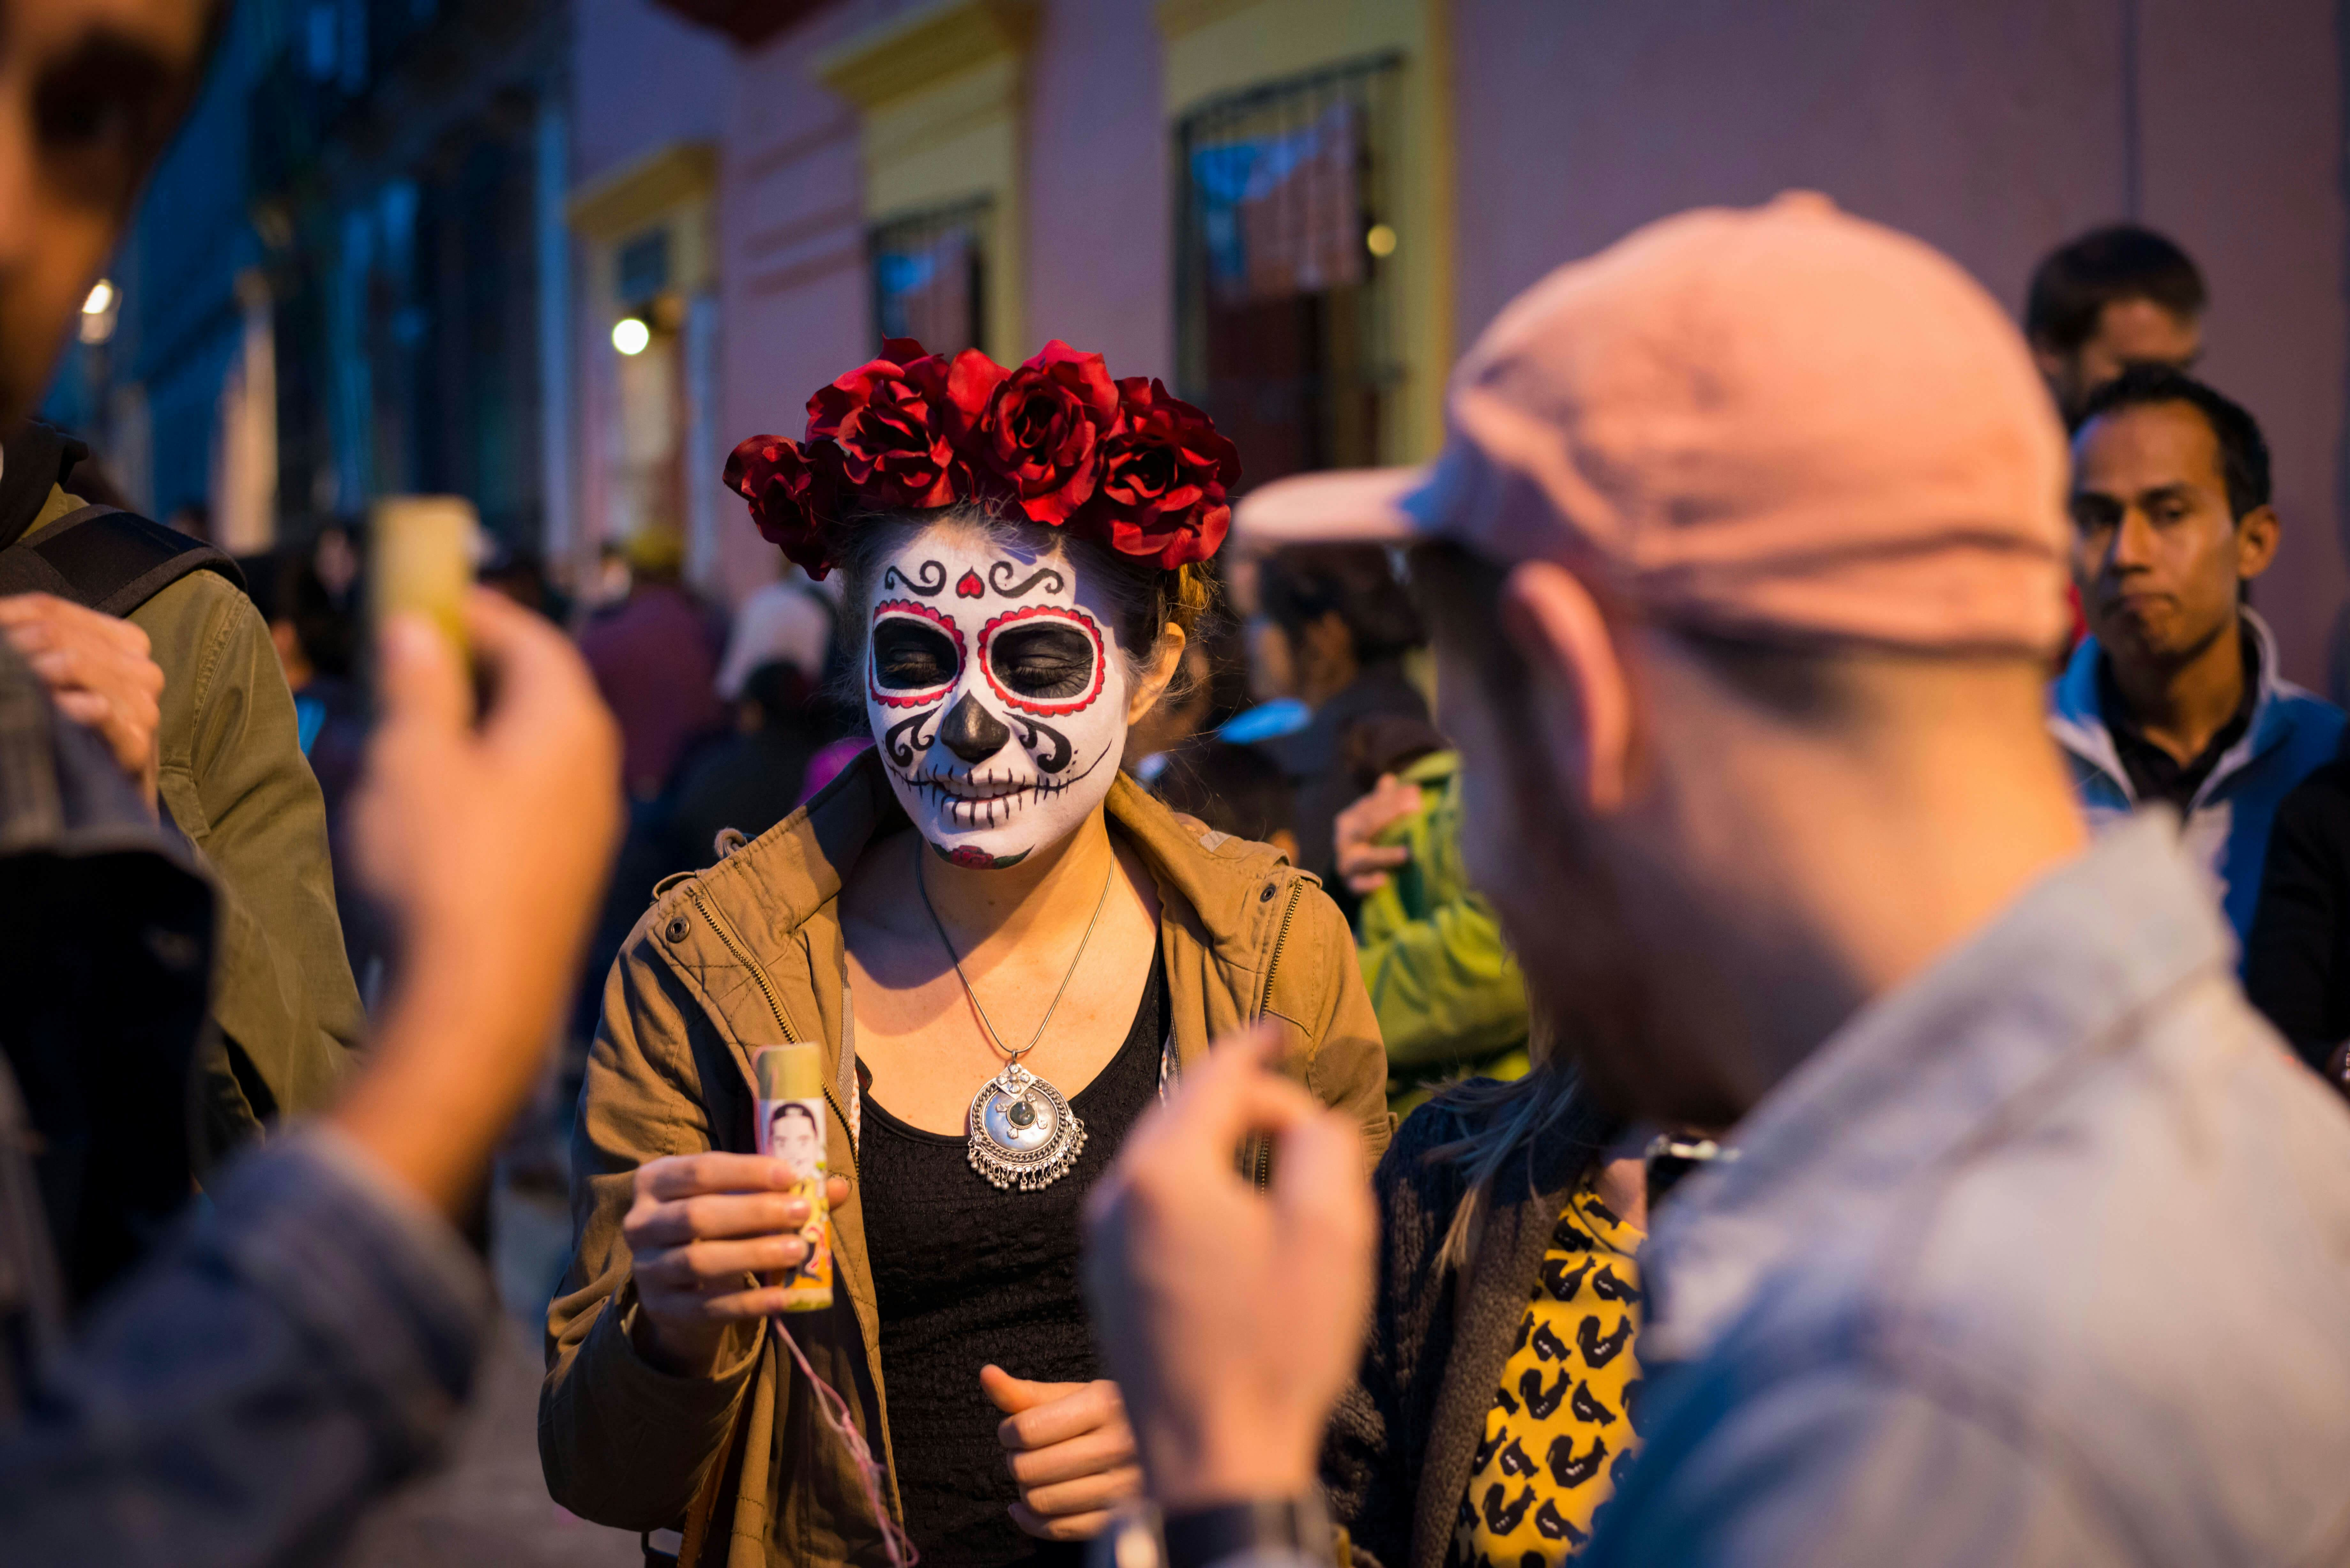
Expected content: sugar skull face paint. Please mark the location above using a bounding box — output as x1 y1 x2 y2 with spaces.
865 526 1132 868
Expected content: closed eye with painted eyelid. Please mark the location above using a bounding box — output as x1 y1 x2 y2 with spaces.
873 617 960 690
989 621 1096 701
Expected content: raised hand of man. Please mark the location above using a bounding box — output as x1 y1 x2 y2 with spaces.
330 589 623 1217
1082 1024 1374 1511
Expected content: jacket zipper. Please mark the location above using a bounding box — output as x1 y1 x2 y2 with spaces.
1258 878 1304 1015
1250 880 1306 1191
684 886 907 1530
688 887 797 1044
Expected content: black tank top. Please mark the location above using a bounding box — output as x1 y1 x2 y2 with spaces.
858 948 1167 1568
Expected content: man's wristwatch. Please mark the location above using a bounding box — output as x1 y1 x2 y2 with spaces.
1165 1496 1333 1568
1102 1493 1336 1568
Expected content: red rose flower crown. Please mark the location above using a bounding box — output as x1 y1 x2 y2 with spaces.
723 338 1239 578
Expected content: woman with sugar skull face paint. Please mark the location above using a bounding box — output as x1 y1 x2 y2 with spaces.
864 525 1133 874
544 341 1393 1568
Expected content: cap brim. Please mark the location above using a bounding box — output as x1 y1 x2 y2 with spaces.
1232 464 1432 547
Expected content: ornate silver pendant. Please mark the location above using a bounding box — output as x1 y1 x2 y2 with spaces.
967 1060 1087 1191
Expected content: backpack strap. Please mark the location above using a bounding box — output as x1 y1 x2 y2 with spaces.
0 506 246 617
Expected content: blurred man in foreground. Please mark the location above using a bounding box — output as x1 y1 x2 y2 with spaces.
1087 194 2350 1566
2025 224 2206 421
0 2 632 1562
0 593 622 1562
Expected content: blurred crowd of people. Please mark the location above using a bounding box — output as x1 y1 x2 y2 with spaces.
4 4 2350 1568
203 470 1589 1148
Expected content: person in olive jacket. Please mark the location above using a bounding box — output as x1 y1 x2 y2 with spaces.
0 427 363 1154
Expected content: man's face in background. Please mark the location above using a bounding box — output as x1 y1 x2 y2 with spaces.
2041 297 2202 422
2070 400 2274 677
0 0 212 430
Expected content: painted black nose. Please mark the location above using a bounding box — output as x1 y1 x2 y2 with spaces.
938 692 1012 765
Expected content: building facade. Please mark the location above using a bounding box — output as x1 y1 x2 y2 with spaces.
585 0 2349 691
50 0 572 565
250 0 572 555
57 0 2350 690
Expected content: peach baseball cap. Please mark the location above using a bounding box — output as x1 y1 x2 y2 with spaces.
1237 192 2073 655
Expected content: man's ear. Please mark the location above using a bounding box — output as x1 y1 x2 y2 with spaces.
1127 623 1188 723
1498 562 1632 813
2030 342 2070 391
2235 504 2282 582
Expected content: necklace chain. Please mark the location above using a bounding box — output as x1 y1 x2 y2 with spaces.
916 842 1117 1065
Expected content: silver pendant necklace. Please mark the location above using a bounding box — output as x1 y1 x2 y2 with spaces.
916 845 1116 1192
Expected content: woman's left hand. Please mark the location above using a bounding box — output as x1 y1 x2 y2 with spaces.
982 1365 1143 1540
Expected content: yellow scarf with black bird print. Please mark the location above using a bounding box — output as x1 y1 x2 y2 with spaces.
1451 1180 1644 1566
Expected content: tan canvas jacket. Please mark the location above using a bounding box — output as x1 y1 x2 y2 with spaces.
541 749 1391 1568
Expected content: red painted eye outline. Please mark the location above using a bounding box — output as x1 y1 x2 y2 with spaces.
868 599 965 709
978 605 1107 716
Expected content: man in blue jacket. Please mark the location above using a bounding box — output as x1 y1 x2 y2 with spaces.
2047 364 2343 947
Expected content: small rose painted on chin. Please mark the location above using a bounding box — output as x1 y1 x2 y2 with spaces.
936 843 1031 871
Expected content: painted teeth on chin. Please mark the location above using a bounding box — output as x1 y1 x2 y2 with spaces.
903 762 1070 807
891 759 1088 840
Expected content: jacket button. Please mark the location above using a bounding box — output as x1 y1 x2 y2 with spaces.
665 916 691 944
1259 883 1277 903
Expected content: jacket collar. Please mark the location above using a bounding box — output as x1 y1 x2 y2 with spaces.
1638 811 2230 1366
0 424 85 554
2049 608 2295 805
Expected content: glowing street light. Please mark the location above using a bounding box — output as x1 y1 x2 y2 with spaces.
79 278 117 344
611 316 651 356
1364 224 1398 259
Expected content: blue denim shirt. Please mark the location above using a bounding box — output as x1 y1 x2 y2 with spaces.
2049 609 2345 951
0 1127 496 1564
1583 815 2350 1566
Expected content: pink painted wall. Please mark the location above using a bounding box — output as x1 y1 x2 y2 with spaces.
1450 0 2346 687
1023 0 1173 376
569 0 737 586
573 0 732 185
2138 0 2347 692
709 1 894 599
709 0 1178 599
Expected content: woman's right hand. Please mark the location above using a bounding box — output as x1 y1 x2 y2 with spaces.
623 1152 848 1374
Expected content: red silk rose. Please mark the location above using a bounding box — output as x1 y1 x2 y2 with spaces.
723 434 840 577
1088 376 1240 568
975 340 1120 525
805 338 958 510
909 346 1009 450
